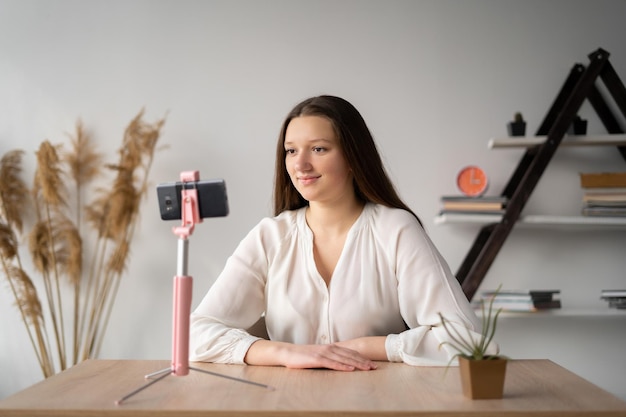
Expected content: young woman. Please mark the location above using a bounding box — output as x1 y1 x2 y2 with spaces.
189 95 491 371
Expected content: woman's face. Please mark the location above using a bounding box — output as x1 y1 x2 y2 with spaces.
284 115 353 205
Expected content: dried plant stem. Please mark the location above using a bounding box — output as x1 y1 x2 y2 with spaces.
81 110 164 360
38 265 60 365
82 224 134 359
72 275 80 364
47 207 68 370
84 257 113 359
0 150 54 376
71 192 82 365
42 214 66 370
94 154 157 357
1 258 54 377
94 281 120 358
90 268 118 358
30 140 73 371
66 121 100 364
79 233 110 360
76 233 104 359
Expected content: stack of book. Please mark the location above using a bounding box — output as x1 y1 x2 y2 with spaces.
600 289 626 310
478 289 562 312
579 172 626 217
439 196 508 215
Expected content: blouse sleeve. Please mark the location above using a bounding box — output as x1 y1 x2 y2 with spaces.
382 211 499 366
189 220 272 364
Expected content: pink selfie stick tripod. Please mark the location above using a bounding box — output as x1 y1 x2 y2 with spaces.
116 171 272 405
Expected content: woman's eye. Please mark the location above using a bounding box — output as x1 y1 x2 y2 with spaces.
285 148 295 155
313 147 326 153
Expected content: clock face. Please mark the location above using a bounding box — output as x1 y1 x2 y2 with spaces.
456 165 488 197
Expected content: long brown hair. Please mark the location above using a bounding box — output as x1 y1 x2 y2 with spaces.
273 95 421 225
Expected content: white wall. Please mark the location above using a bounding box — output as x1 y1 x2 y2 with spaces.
2 0 625 402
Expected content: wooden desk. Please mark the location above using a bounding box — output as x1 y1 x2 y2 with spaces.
1 359 625 416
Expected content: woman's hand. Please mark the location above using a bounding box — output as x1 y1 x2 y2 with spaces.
244 340 378 371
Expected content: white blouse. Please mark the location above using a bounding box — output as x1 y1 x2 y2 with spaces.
189 203 488 366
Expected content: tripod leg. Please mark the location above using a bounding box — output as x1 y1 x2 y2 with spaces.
115 369 172 405
145 367 173 379
189 366 274 390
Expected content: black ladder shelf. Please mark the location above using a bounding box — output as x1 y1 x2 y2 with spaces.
457 48 626 301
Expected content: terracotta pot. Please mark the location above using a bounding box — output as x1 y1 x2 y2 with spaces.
458 356 507 399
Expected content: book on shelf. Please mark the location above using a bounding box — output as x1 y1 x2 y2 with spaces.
601 289 626 298
487 299 562 312
441 195 508 203
584 200 626 208
605 298 626 309
580 171 626 188
582 187 626 194
583 191 626 208
581 206 626 217
479 289 561 312
482 289 560 299
440 195 507 212
583 188 626 202
439 209 506 216
475 297 562 312
600 290 626 309
442 202 505 211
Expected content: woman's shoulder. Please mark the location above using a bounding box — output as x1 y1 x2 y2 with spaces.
233 208 304 258
261 207 302 226
250 207 303 239
365 204 432 255
366 203 421 229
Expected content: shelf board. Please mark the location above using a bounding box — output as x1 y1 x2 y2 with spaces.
476 308 626 318
488 134 626 149
434 213 626 229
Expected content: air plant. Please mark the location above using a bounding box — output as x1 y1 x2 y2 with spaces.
438 286 503 361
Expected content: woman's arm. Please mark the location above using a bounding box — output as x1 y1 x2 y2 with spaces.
373 207 495 366
334 336 387 361
244 339 379 371
189 222 270 364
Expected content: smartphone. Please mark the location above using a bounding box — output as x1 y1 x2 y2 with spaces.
156 178 229 221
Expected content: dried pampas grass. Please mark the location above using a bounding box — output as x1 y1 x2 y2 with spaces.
0 150 28 232
0 109 165 377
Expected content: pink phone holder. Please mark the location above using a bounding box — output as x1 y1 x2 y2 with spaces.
116 171 271 405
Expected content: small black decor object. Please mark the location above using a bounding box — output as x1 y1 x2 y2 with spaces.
507 112 526 137
568 115 588 135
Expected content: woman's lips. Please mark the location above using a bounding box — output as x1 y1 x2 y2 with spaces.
298 175 320 185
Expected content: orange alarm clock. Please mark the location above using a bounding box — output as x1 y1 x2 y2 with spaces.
456 165 488 197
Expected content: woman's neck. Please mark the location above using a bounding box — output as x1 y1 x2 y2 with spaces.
305 197 365 236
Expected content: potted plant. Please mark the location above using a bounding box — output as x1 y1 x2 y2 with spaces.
507 112 526 137
438 290 507 399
